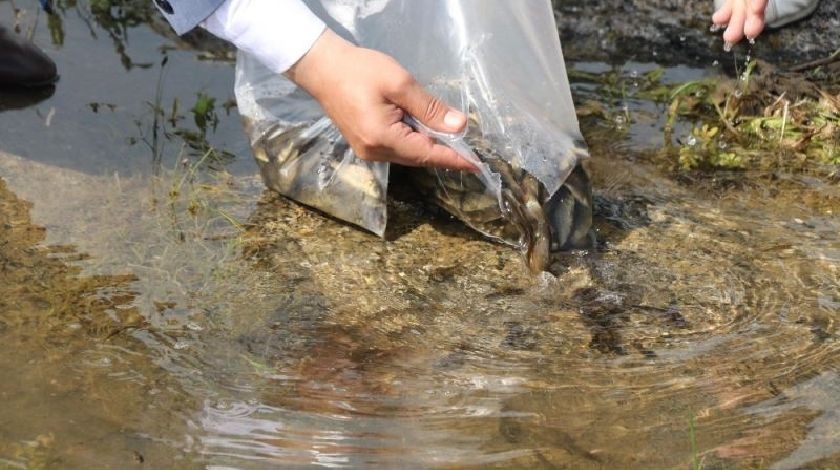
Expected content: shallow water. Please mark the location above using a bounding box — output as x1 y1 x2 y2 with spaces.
1 2 839 468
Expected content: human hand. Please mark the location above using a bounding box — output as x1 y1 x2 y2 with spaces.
286 29 476 172
712 0 769 45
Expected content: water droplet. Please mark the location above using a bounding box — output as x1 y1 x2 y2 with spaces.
710 24 724 32
734 90 743 98
713 60 720 66
173 341 190 350
186 322 203 331
748 37 756 45
629 70 639 79
614 115 627 127
687 135 698 146
679 35 686 42
723 41 734 52
718 141 729 150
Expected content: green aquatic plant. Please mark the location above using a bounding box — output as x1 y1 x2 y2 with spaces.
191 92 218 134
572 66 672 137
678 124 743 170
689 414 701 470
572 59 838 174
570 66 668 102
171 92 235 163
665 61 839 171
130 57 235 169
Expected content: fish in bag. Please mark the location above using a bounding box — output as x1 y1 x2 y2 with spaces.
234 0 593 272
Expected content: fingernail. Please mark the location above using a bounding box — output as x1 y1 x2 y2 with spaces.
444 110 466 129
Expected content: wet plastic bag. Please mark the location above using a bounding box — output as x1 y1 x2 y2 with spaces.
235 0 592 271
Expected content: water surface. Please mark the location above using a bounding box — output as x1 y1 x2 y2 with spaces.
0 2 838 468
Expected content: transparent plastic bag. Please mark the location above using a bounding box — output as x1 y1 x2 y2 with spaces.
235 0 592 271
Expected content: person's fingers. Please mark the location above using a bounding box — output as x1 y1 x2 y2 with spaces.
723 1 747 43
383 122 477 172
749 0 769 15
712 0 733 25
744 0 768 38
744 14 765 39
386 76 467 134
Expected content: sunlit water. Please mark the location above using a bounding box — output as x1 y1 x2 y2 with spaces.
1 2 838 468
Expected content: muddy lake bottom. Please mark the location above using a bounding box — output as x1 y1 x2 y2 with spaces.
1 3 839 469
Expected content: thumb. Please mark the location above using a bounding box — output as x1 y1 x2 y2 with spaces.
390 79 467 134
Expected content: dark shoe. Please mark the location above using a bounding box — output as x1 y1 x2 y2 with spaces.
0 86 55 111
0 26 58 87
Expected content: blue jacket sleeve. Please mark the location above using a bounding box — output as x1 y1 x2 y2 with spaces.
153 0 225 35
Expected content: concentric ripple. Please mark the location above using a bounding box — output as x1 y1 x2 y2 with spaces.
1 74 837 469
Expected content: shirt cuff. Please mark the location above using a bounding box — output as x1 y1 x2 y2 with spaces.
201 0 326 74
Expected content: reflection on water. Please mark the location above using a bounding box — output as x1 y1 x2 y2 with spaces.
741 372 840 469
0 3 839 465
0 86 56 112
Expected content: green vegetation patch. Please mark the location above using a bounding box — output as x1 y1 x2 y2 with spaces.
664 60 839 171
573 58 839 175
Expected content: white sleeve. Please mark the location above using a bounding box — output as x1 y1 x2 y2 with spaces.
201 0 326 74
